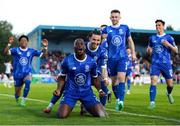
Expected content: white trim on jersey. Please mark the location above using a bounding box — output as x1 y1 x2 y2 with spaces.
87 42 99 52
73 53 87 62
111 23 121 28
19 47 28 51
156 33 166 37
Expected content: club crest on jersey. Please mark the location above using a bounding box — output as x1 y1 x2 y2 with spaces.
160 38 166 43
74 73 86 86
19 57 28 65
119 29 124 35
85 65 90 72
27 52 30 57
94 56 98 62
154 45 164 53
111 35 122 46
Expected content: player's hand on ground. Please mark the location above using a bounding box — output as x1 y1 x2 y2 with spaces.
53 89 61 96
99 89 106 97
9 36 14 44
42 39 48 47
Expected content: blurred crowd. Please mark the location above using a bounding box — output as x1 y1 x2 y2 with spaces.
38 51 180 84
39 51 66 76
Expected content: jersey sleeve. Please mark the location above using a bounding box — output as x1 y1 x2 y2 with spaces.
126 25 131 38
168 35 176 47
9 48 17 56
148 36 153 47
91 60 98 78
101 26 108 34
100 47 108 66
59 57 68 76
33 49 43 57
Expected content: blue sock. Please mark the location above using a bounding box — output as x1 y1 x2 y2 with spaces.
127 79 131 90
23 80 31 98
51 95 61 105
119 82 125 101
150 85 156 102
100 81 108 106
167 86 173 94
112 85 120 99
15 93 19 100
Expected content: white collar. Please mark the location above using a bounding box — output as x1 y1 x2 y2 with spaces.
19 47 28 51
74 53 87 62
157 33 166 37
87 42 99 52
111 23 121 28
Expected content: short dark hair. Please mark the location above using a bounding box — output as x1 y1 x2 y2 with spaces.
88 29 101 38
74 38 85 47
111 9 120 14
100 24 107 28
18 35 29 42
155 19 165 26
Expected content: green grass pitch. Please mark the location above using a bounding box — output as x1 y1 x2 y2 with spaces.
0 83 180 125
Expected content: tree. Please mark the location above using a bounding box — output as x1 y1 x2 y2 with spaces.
166 25 174 31
0 20 17 73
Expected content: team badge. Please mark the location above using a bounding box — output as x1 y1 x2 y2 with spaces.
119 29 124 35
27 52 30 57
85 65 90 72
94 56 98 62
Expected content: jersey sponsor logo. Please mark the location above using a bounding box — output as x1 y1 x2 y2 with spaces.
74 73 86 86
19 57 28 66
154 45 164 54
111 35 122 46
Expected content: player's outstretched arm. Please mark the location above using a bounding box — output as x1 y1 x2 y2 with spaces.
41 39 48 58
3 36 14 55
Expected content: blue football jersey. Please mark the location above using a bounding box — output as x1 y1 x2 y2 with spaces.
101 40 108 50
86 42 108 71
102 25 131 59
9 47 42 78
60 54 98 94
148 34 176 64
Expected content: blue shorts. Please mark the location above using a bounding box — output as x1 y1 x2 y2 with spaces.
150 63 173 79
14 73 31 87
107 58 128 76
60 90 100 109
126 68 132 77
14 78 25 87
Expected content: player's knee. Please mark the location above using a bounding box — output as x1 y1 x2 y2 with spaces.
57 112 69 119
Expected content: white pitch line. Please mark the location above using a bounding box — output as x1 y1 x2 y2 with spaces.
0 93 180 123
